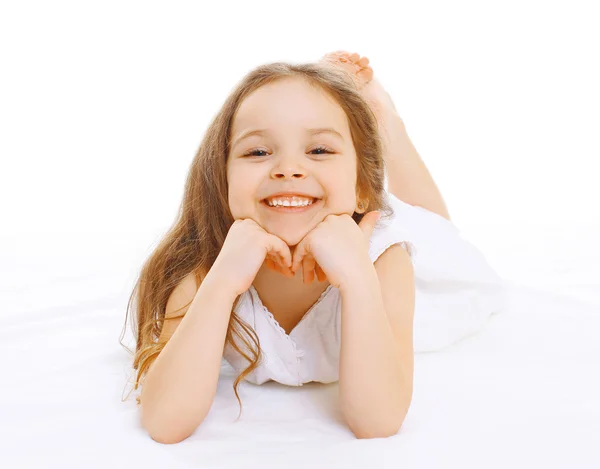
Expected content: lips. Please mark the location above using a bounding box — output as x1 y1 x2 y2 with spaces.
262 193 320 199
262 196 319 205
260 198 323 212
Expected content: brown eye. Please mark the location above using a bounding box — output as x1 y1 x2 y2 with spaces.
310 146 334 155
242 146 334 157
243 148 269 157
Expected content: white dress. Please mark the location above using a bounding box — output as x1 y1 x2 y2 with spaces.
222 191 509 386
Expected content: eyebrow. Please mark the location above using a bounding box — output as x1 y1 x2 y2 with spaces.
231 127 344 149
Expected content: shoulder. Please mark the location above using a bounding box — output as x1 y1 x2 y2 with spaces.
368 205 417 266
373 242 414 274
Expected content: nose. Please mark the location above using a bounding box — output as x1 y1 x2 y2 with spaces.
271 169 306 179
270 156 307 180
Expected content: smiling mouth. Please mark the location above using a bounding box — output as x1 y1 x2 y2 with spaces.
260 198 322 213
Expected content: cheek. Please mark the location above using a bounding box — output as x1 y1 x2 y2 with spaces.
228 188 248 215
326 186 359 214
228 173 258 213
326 169 356 198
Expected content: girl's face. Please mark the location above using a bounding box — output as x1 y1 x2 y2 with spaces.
227 77 360 247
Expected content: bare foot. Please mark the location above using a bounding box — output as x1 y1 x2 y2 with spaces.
320 51 400 120
320 51 406 159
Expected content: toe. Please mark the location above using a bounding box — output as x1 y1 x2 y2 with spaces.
358 56 370 67
349 52 360 62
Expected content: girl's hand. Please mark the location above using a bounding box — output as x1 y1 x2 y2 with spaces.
211 218 295 297
291 211 380 289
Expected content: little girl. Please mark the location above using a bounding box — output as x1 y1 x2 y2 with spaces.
121 51 508 443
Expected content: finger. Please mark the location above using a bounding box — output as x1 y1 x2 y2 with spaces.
358 210 381 240
303 254 316 284
265 243 293 277
291 242 307 273
276 252 295 277
265 258 279 273
267 234 292 269
269 255 285 275
267 251 282 269
279 244 293 269
315 263 327 282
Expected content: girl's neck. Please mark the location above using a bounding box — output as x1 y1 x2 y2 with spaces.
252 261 330 305
251 263 331 334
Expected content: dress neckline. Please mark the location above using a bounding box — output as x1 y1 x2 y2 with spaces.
248 283 335 338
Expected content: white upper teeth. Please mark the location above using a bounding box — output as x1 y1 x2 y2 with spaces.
266 196 314 207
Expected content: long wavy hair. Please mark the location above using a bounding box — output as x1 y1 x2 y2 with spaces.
119 60 394 418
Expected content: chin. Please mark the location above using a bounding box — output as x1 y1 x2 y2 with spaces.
271 228 307 247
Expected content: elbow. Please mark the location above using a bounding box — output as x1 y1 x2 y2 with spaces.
350 419 404 440
149 430 192 445
140 404 203 445
347 403 410 440
145 418 195 445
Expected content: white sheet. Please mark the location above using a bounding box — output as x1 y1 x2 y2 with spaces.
1 220 599 469
2 1 599 466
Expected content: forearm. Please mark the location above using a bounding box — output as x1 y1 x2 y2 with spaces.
339 262 412 439
382 112 451 221
140 270 237 443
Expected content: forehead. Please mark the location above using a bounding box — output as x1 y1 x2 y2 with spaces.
231 77 349 136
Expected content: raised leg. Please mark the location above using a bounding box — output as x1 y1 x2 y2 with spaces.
320 51 452 221
381 112 452 221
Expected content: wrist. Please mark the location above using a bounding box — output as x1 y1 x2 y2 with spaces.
339 258 378 295
202 268 240 303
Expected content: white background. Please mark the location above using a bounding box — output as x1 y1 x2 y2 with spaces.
1 0 599 305
1 2 599 468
